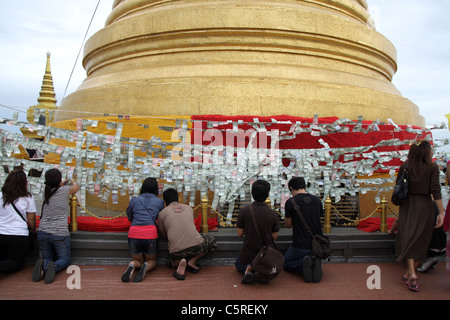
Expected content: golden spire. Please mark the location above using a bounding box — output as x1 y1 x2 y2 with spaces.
22 52 59 139
26 52 58 126
37 51 58 108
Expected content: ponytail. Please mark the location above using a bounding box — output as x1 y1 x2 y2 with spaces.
44 169 62 205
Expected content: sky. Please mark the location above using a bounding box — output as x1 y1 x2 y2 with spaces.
0 0 449 129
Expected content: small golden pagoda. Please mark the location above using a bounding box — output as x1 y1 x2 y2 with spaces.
21 52 58 140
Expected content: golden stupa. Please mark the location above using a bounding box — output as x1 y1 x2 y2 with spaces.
56 0 424 126
21 52 58 140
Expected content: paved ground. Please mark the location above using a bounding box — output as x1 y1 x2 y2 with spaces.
1 261 448 301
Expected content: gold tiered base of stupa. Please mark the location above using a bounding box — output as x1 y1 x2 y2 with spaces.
57 0 424 126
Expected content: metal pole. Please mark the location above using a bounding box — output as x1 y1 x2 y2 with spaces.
69 194 78 232
324 196 332 234
201 194 209 234
380 196 388 233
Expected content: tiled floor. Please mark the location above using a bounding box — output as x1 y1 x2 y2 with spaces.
1 262 448 301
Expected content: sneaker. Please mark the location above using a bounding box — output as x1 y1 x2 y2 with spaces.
121 264 135 282
312 258 322 283
132 262 149 282
32 259 44 282
254 272 269 284
45 261 55 284
302 256 313 283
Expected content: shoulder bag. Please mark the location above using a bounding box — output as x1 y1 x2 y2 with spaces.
391 165 408 206
290 198 331 260
248 205 285 280
11 201 37 251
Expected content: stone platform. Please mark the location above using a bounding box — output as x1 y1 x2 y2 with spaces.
26 227 397 266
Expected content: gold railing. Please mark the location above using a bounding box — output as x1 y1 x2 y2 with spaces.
261 195 397 234
323 195 398 234
68 194 398 234
68 194 212 234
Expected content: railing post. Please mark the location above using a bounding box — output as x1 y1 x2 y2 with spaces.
324 196 332 234
201 194 209 234
265 197 271 207
69 194 78 232
380 195 388 233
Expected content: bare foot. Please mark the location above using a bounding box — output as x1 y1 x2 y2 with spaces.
173 258 187 280
177 258 187 276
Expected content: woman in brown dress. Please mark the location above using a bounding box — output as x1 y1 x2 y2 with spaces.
395 140 446 292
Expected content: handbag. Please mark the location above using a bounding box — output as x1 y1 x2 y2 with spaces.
248 205 285 280
11 201 37 252
391 165 408 206
290 198 331 260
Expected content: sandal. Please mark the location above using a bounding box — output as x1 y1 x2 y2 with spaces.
241 271 254 284
173 258 186 280
406 279 419 292
173 271 185 280
187 264 201 274
402 273 413 282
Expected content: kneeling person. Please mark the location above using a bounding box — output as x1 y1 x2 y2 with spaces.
284 177 324 283
158 188 217 280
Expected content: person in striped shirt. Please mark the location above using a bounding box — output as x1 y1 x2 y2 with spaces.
32 168 79 284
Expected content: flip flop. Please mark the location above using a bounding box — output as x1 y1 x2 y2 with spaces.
406 279 419 292
401 274 415 282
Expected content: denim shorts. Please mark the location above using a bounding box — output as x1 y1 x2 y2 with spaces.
128 238 158 256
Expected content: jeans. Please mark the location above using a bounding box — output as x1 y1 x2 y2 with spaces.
235 253 251 274
284 245 311 273
37 231 71 273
